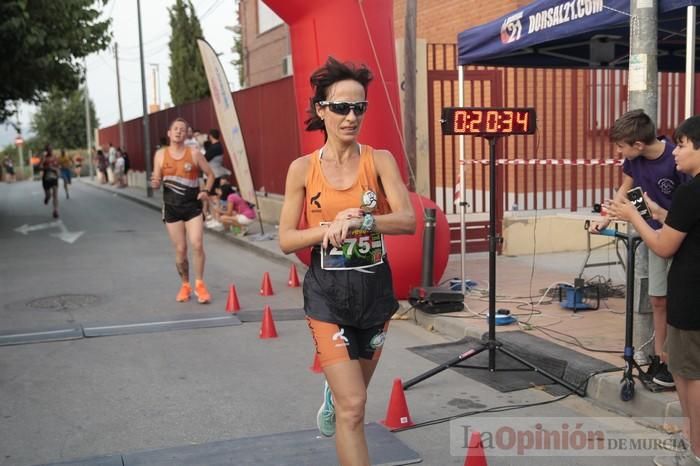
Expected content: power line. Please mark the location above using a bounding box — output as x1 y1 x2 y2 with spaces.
199 0 226 20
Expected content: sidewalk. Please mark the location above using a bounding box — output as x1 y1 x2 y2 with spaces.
82 178 683 431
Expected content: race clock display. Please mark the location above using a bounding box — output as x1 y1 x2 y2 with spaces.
441 107 536 136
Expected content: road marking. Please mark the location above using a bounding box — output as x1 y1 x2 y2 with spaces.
15 220 84 244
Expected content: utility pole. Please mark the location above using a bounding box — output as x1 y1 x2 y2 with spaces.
83 58 94 179
629 0 658 361
403 0 417 191
149 63 160 111
14 103 27 181
113 42 125 149
628 0 658 120
137 0 153 197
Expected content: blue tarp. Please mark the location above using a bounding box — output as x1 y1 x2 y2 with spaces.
458 0 700 70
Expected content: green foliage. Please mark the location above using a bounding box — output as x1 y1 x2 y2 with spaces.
0 0 111 122
232 29 245 88
168 0 210 105
31 90 99 149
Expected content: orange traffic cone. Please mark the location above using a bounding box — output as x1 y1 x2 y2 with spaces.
464 431 488 466
288 264 300 287
309 352 322 373
259 305 278 338
225 284 241 313
260 272 274 296
379 378 414 429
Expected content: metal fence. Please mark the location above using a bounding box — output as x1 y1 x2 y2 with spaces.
98 77 300 195
428 43 692 215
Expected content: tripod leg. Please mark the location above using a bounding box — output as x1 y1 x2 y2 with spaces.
497 346 586 396
403 345 488 390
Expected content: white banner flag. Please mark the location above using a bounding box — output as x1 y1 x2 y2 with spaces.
197 39 256 205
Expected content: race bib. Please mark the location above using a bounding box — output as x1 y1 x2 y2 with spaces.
321 229 385 271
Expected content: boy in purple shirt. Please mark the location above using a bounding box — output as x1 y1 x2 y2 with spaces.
590 109 688 388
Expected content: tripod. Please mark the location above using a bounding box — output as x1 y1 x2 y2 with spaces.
404 136 585 396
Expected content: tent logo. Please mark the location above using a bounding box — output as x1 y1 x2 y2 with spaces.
501 11 524 44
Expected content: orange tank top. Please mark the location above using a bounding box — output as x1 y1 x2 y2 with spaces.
305 144 391 227
162 147 200 204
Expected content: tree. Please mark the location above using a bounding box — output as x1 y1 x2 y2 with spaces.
168 0 210 105
0 0 111 122
31 90 99 149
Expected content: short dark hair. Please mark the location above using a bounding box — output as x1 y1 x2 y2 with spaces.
304 56 373 137
674 116 700 150
209 128 221 139
610 109 657 145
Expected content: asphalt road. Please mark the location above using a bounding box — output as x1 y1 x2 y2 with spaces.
0 180 669 466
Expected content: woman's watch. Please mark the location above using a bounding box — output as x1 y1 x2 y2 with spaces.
361 213 375 231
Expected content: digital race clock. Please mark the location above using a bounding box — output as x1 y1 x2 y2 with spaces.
441 107 536 136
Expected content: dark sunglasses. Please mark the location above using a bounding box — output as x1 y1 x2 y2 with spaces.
319 100 368 116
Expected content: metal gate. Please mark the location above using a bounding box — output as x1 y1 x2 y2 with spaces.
428 45 504 253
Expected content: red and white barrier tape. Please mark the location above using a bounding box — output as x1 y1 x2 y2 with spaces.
462 158 623 166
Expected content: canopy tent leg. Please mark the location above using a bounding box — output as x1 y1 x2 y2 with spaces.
686 5 696 118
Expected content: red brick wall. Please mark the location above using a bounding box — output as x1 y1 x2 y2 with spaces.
393 0 530 43
239 0 291 87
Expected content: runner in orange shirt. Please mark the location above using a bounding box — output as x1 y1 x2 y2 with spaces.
151 118 216 304
278 57 415 466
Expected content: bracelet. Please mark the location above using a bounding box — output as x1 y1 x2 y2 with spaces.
361 213 375 231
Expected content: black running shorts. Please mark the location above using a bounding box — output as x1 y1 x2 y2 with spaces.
42 178 58 190
162 201 203 223
303 248 398 328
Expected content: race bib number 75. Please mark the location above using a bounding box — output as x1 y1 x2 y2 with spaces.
321 228 385 271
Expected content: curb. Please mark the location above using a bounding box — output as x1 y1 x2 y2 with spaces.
81 179 305 271
411 308 682 431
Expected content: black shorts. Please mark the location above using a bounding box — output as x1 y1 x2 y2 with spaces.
303 249 398 328
42 178 58 190
162 201 203 223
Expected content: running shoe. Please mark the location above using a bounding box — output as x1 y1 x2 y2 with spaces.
653 362 676 388
52 210 59 219
654 451 700 466
194 280 211 304
663 433 690 453
316 380 336 437
176 282 191 302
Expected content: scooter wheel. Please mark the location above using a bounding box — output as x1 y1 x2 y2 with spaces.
620 379 635 401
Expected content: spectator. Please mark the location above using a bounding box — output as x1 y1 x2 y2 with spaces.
217 185 256 236
3 156 15 183
58 149 73 199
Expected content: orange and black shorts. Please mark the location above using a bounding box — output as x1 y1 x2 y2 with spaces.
306 316 389 368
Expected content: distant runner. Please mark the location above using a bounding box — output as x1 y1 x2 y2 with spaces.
151 118 216 304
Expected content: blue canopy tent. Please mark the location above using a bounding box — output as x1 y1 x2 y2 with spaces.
451 0 700 290
458 0 700 71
